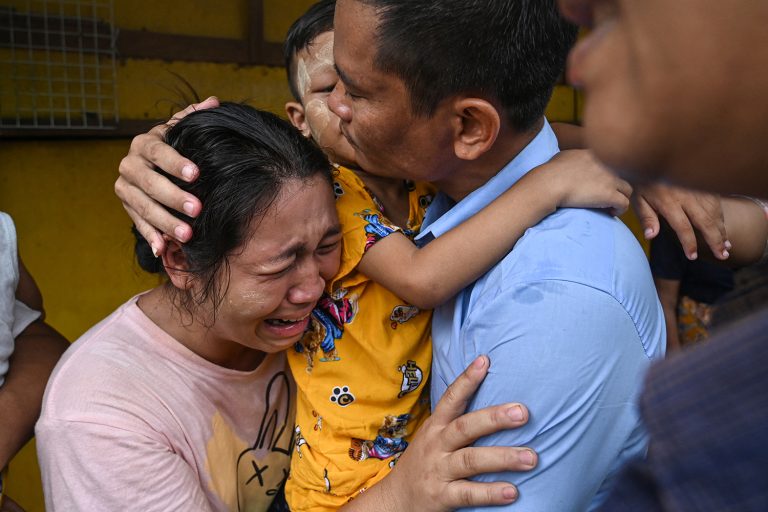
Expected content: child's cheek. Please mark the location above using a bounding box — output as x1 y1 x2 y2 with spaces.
306 99 332 140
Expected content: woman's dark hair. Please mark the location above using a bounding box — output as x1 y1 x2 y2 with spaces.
134 102 332 314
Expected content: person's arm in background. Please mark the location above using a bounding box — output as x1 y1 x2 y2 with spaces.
632 184 768 266
550 122 733 262
718 196 768 266
654 277 681 353
340 356 537 512
0 257 69 469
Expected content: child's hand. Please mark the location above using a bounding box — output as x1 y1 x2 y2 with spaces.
541 149 633 216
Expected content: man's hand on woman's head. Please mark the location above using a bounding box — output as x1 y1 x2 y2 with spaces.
115 96 220 256
342 355 537 512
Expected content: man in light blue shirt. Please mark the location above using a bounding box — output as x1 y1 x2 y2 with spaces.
328 0 665 509
418 119 664 510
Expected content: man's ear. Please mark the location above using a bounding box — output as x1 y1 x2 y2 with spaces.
285 101 311 138
161 237 194 290
450 98 501 161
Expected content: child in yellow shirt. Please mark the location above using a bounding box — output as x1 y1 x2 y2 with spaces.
282 2 631 509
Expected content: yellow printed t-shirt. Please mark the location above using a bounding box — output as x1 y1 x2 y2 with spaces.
285 166 435 511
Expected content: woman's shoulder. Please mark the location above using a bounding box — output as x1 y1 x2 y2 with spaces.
41 297 174 417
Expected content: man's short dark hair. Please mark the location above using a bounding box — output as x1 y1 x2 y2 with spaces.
284 0 336 102
360 0 577 132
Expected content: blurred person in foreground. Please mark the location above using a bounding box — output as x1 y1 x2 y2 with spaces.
558 0 768 509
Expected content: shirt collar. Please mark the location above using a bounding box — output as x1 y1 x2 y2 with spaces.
417 119 559 243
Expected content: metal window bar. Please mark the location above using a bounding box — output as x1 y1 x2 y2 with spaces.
0 0 119 131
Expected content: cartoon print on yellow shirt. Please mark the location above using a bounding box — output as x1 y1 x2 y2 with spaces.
397 360 423 398
390 304 420 329
348 414 411 462
354 209 403 251
312 409 323 432
294 425 308 459
294 289 357 371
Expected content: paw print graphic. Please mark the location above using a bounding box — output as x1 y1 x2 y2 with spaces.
330 386 355 407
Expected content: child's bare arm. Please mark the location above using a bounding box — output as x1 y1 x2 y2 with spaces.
358 150 631 309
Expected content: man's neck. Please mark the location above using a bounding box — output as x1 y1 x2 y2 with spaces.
434 117 545 202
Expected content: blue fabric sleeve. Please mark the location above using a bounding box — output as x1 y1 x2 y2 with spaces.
458 279 652 512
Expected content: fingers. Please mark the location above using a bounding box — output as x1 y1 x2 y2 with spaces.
168 96 220 124
442 401 530 452
444 481 521 509
658 203 699 260
633 183 731 261
432 357 531 452
119 158 202 221
631 194 660 241
616 177 633 201
430 355 489 428
125 130 200 184
115 176 194 244
447 445 538 480
123 203 166 256
614 178 634 215
121 97 219 185
681 195 730 260
606 186 631 216
598 173 631 216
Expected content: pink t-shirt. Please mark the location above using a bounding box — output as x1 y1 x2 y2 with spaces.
36 295 295 511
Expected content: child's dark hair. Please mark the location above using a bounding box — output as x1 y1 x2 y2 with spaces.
133 102 332 314
359 0 577 133
283 0 336 102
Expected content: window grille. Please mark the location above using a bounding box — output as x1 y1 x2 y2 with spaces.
0 0 119 132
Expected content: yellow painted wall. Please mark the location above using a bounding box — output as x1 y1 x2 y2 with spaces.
0 1 645 510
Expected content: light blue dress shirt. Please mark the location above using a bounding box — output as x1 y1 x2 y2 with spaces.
417 120 665 511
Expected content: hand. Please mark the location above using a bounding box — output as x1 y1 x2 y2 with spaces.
376 356 537 511
546 149 633 216
632 182 729 260
115 96 220 256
